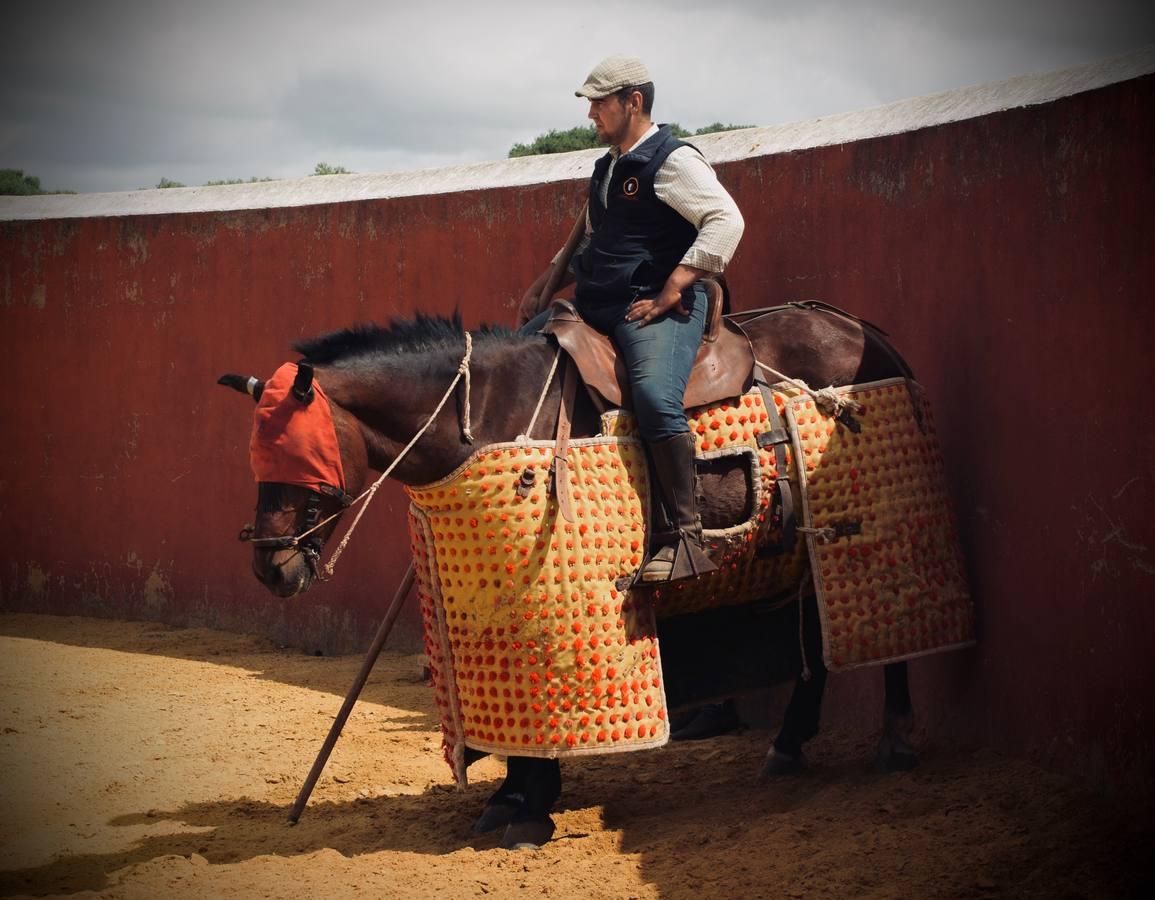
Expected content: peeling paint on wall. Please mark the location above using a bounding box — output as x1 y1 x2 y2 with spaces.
25 564 48 599
142 564 174 613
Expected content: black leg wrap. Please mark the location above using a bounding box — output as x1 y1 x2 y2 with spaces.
884 662 913 717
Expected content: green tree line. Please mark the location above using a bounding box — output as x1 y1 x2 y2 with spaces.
149 163 351 189
0 162 353 195
508 122 752 157
0 169 75 195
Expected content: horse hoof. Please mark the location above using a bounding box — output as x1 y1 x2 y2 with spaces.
874 738 920 773
757 747 806 781
499 814 556 850
472 797 522 834
670 701 741 742
889 751 919 771
875 749 919 773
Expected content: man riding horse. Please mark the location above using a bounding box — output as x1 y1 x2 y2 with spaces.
518 55 745 584
218 54 972 852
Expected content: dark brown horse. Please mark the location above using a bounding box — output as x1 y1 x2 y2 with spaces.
220 306 919 849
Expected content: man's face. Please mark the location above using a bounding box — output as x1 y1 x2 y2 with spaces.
588 94 633 147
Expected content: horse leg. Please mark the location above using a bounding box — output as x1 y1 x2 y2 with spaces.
759 659 828 778
874 661 919 772
500 758 561 850
760 591 828 779
472 754 532 833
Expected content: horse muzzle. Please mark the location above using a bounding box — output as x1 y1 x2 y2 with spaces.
251 544 317 597
240 525 321 597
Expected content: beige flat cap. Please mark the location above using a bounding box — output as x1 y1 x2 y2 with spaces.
575 56 652 99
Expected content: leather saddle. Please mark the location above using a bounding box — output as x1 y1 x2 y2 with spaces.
540 279 755 411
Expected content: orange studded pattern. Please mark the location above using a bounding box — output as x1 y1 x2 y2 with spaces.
786 379 974 670
603 389 809 618
407 504 467 781
407 438 666 785
407 379 974 783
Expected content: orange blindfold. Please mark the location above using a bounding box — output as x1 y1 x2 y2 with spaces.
250 362 345 492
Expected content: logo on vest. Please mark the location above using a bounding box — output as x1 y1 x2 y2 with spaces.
621 176 640 197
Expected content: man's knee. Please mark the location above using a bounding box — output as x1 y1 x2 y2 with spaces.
633 386 688 442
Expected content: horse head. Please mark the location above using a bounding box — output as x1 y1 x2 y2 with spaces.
218 363 367 597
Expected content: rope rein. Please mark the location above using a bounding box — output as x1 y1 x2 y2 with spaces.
518 345 562 442
754 358 861 418
289 333 474 579
459 334 474 443
797 525 839 544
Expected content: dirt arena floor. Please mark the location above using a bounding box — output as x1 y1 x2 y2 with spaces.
0 613 1151 899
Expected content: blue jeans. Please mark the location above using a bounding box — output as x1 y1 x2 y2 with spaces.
521 284 707 442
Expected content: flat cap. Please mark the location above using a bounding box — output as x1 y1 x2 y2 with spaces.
575 56 652 99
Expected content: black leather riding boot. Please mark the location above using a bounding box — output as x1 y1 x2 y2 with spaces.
640 432 717 583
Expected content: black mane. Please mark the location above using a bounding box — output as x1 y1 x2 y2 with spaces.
292 313 523 365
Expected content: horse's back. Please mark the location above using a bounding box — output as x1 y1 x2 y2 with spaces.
733 306 906 387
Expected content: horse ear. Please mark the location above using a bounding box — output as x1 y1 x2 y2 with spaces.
217 374 265 402
292 363 315 404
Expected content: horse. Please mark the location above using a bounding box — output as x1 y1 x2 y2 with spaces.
219 306 920 849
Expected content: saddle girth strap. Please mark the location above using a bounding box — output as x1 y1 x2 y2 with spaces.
551 357 579 524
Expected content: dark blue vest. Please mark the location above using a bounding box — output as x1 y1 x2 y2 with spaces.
574 125 699 306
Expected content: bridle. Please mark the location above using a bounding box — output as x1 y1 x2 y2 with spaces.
238 483 354 580
234 332 477 583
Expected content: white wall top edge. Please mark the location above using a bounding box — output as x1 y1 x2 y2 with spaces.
3 47 1152 223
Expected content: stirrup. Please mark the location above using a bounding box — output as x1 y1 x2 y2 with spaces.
639 532 716 583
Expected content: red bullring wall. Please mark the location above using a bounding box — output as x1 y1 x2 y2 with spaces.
2 53 1153 792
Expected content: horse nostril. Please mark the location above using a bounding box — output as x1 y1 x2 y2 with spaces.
253 552 313 598
253 554 284 584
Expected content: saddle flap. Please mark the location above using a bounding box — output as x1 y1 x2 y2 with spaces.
541 288 755 411
686 319 754 408
542 300 630 408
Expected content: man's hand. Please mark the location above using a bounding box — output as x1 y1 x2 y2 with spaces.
517 264 554 327
517 262 576 327
625 288 690 327
625 263 708 327
517 286 545 327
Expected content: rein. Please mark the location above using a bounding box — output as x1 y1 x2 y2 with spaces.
247 333 475 580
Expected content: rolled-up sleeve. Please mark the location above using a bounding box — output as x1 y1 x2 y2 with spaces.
655 146 745 273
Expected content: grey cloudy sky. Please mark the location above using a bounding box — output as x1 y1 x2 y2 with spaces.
2 0 1152 194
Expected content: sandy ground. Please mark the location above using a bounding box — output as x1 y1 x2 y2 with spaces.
0 614 1150 899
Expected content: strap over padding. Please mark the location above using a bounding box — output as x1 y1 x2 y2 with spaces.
550 358 579 524
754 375 796 557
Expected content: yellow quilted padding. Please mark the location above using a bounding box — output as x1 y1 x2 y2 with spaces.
406 377 973 785
605 389 810 617
408 439 665 785
787 380 974 670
